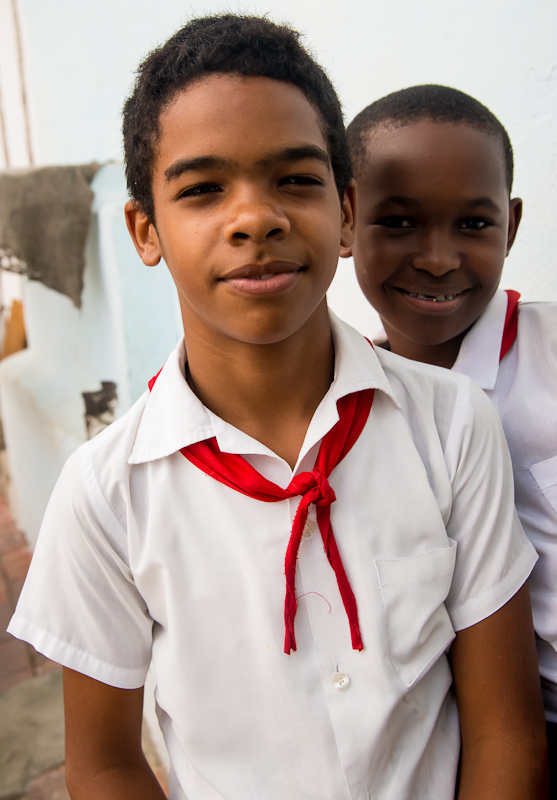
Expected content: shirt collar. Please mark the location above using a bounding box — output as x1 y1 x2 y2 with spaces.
452 289 507 389
128 310 399 465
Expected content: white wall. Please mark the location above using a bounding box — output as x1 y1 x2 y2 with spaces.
12 0 557 326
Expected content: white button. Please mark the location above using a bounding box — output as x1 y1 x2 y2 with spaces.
302 519 316 538
332 672 350 691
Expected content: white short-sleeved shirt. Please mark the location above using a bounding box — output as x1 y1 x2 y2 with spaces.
9 313 535 800
453 289 557 721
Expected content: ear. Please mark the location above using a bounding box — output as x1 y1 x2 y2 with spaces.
339 180 356 254
124 200 162 266
506 197 523 256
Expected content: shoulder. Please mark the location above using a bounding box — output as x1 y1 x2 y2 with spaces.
376 345 471 395
518 299 557 321
517 300 557 348
86 390 149 473
52 391 150 533
376 347 490 430
504 300 557 391
374 346 507 490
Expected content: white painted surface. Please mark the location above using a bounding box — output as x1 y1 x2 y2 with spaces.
0 164 181 544
11 0 557 314
0 0 32 169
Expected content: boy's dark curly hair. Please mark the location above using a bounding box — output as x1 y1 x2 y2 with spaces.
347 84 514 193
123 14 352 222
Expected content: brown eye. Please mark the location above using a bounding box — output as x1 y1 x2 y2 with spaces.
180 183 222 198
279 175 323 187
377 217 413 229
460 218 491 231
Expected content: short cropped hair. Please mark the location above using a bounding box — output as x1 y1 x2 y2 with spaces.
347 84 514 193
123 14 352 222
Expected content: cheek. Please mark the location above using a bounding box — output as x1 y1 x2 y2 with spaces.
469 245 505 284
353 238 393 286
354 258 387 308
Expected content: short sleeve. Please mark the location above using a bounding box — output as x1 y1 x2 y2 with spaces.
7 445 153 688
443 379 537 631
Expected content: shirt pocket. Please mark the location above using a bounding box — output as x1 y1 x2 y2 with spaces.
529 456 557 514
375 539 457 687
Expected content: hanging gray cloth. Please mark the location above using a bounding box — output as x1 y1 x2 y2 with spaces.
0 163 101 307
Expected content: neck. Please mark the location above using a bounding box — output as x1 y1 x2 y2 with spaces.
184 307 335 469
384 324 464 369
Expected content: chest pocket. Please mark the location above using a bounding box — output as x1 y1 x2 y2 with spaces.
375 539 457 687
529 455 557 514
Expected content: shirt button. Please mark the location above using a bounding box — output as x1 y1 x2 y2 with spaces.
332 672 350 691
302 519 316 538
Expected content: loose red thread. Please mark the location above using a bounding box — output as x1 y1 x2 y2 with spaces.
296 591 332 614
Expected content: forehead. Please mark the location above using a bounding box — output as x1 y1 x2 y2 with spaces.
153 74 327 174
358 120 507 200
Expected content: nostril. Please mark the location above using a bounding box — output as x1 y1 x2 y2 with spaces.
266 228 283 238
232 232 249 240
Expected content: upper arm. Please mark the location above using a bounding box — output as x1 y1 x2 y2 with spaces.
63 667 145 775
451 583 544 742
63 668 167 798
450 583 549 798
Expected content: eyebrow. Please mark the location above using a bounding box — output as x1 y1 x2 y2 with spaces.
164 145 330 183
465 197 503 214
257 145 330 169
164 155 233 183
374 195 503 214
374 195 417 211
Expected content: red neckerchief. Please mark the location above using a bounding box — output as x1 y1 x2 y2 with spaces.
148 364 375 654
500 290 521 362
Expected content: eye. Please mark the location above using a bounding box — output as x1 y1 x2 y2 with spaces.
279 175 323 188
459 217 492 231
376 216 414 229
178 183 222 199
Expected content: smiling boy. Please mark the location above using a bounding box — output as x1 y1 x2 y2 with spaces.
346 89 521 368
346 84 556 791
8 23 548 800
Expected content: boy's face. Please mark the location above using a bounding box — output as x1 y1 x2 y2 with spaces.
348 120 522 366
126 74 354 349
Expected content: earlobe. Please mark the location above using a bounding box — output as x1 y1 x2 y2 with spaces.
340 244 353 259
124 200 162 266
340 180 357 253
506 197 523 256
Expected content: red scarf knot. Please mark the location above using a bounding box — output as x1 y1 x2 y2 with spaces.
290 467 336 507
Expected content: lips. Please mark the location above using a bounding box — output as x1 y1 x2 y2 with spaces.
222 261 302 281
221 260 304 296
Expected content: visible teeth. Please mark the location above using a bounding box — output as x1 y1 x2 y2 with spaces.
410 292 456 302
254 273 274 280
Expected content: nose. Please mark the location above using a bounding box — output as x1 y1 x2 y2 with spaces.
223 185 290 244
412 230 460 276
